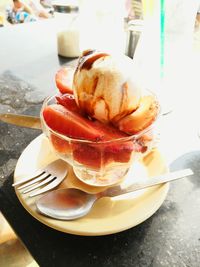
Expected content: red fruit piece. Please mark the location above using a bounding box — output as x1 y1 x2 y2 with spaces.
73 143 102 169
92 121 138 162
72 140 143 169
50 134 71 154
92 121 128 140
55 66 74 94
42 104 104 141
104 139 144 163
56 94 81 114
43 104 145 168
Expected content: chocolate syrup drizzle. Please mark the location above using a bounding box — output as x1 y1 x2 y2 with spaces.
76 49 109 72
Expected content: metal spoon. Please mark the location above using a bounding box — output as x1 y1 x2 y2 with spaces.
36 168 193 220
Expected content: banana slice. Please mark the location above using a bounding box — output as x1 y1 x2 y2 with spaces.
117 95 160 134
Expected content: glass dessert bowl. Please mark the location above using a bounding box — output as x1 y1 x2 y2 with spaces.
40 94 160 187
41 50 161 186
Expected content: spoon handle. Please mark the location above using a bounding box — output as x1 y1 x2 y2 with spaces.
0 113 41 129
105 168 193 197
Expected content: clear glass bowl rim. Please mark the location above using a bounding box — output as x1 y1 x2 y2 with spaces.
40 94 161 145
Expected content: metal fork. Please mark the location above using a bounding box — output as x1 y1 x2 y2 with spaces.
12 160 68 197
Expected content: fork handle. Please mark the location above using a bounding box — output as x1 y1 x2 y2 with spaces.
105 168 193 197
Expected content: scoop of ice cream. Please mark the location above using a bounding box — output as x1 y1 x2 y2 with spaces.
73 50 141 123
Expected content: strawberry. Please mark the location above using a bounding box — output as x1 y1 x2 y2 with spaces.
50 134 71 154
56 94 81 114
55 66 74 94
43 104 144 169
73 143 102 169
43 104 104 141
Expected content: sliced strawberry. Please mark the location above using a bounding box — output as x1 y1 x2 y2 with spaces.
92 121 136 161
43 104 145 168
50 134 71 154
43 104 104 141
73 143 102 169
92 121 128 140
72 140 140 169
55 66 74 94
56 94 81 114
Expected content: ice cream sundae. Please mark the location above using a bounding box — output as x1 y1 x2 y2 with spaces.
41 50 160 186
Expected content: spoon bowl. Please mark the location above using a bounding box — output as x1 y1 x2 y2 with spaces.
37 188 97 220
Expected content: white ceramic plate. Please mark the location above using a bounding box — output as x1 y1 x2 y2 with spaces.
13 134 169 236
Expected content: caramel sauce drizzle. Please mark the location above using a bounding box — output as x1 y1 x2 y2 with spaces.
81 52 109 70
76 50 109 72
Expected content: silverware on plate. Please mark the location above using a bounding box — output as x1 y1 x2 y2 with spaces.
2 114 194 220
36 168 193 220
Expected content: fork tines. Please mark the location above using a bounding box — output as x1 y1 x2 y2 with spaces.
12 160 68 197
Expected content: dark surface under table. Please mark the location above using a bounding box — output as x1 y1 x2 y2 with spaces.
1 21 200 267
